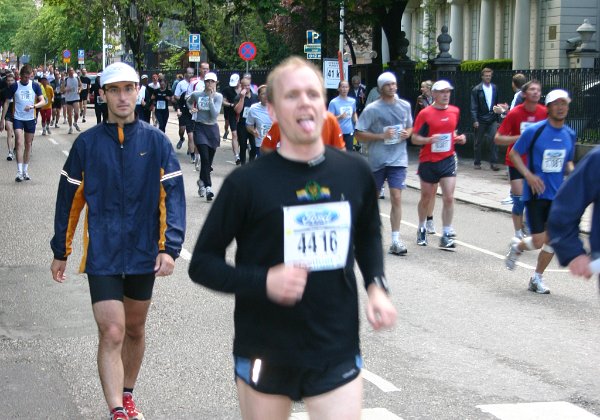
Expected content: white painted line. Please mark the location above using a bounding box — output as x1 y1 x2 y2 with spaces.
180 248 192 261
290 408 402 419
362 369 401 393
62 150 69 157
380 213 568 273
47 137 58 145
477 401 600 419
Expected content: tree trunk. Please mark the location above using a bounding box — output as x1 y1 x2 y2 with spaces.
378 2 408 63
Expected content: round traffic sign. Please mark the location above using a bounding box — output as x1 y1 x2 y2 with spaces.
238 42 257 61
63 49 71 59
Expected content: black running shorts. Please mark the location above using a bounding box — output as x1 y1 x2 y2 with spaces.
87 273 156 304
525 198 553 235
418 153 457 184
234 354 363 401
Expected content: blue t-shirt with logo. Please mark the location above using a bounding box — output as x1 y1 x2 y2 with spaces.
513 119 576 201
328 96 356 135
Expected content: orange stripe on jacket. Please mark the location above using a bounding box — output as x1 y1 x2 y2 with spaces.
158 168 167 251
78 206 89 273
65 176 86 258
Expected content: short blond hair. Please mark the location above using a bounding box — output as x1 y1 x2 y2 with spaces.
267 56 325 104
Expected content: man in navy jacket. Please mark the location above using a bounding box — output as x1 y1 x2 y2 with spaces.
548 146 600 279
50 62 185 420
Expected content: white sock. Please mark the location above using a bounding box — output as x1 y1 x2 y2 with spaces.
443 226 452 235
17 163 23 173
23 163 28 173
419 222 426 229
391 231 400 243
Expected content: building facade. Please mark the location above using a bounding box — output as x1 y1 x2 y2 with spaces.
401 0 599 69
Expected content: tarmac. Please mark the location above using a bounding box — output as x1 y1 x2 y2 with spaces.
403 145 593 234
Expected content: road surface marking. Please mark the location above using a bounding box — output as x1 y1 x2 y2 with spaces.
382 215 568 273
362 369 401 393
180 248 192 261
290 408 402 419
47 137 58 145
477 401 600 419
62 150 69 157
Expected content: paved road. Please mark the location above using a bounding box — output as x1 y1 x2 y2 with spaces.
0 115 598 419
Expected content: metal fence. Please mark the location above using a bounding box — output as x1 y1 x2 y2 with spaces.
399 67 600 144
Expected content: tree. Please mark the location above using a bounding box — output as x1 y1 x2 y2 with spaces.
0 0 37 54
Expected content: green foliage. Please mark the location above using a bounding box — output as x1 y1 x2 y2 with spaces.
0 0 37 52
161 49 186 71
460 59 513 71
415 61 429 70
415 0 437 61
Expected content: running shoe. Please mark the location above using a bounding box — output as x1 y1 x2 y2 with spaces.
42 128 47 136
109 408 128 420
379 186 385 199
189 153 196 164
197 180 205 197
55 122 59 128
176 139 184 149
425 219 436 234
417 227 428 246
528 274 550 294
74 123 81 132
7 151 14 161
389 240 407 255
439 233 455 249
23 172 31 181
123 392 144 420
501 196 513 205
82 118 86 123
206 187 214 202
46 126 51 135
223 130 229 139
505 237 522 270
235 155 241 165
68 127 73 134
15 172 23 182
63 118 67 124
446 227 457 238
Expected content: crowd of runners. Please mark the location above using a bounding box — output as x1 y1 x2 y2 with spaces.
0 57 596 419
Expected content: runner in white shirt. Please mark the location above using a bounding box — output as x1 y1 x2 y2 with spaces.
62 67 82 134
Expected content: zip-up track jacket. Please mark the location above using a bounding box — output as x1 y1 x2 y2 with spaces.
51 120 186 275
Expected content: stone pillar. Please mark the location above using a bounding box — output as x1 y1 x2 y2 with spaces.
512 0 531 69
402 8 413 59
448 0 464 60
494 0 503 58
421 2 430 60
478 0 494 59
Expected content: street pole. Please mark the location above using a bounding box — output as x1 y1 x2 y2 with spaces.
102 17 106 70
338 1 345 81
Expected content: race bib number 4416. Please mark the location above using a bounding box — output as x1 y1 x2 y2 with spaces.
283 201 351 271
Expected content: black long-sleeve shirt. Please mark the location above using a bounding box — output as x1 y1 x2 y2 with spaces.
189 148 385 368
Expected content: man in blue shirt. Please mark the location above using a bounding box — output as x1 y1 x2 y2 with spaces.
505 89 576 294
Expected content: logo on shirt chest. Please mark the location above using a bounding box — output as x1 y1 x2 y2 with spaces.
296 181 331 201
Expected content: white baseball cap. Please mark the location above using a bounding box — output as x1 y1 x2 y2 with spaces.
101 62 139 87
545 89 571 105
432 80 454 91
229 73 240 87
205 72 218 82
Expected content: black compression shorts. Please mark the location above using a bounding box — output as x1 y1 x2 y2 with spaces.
87 273 156 304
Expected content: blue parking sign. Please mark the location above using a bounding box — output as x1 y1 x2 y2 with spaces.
189 34 201 51
78 49 85 59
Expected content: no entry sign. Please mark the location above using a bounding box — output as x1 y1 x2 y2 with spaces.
238 42 257 61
